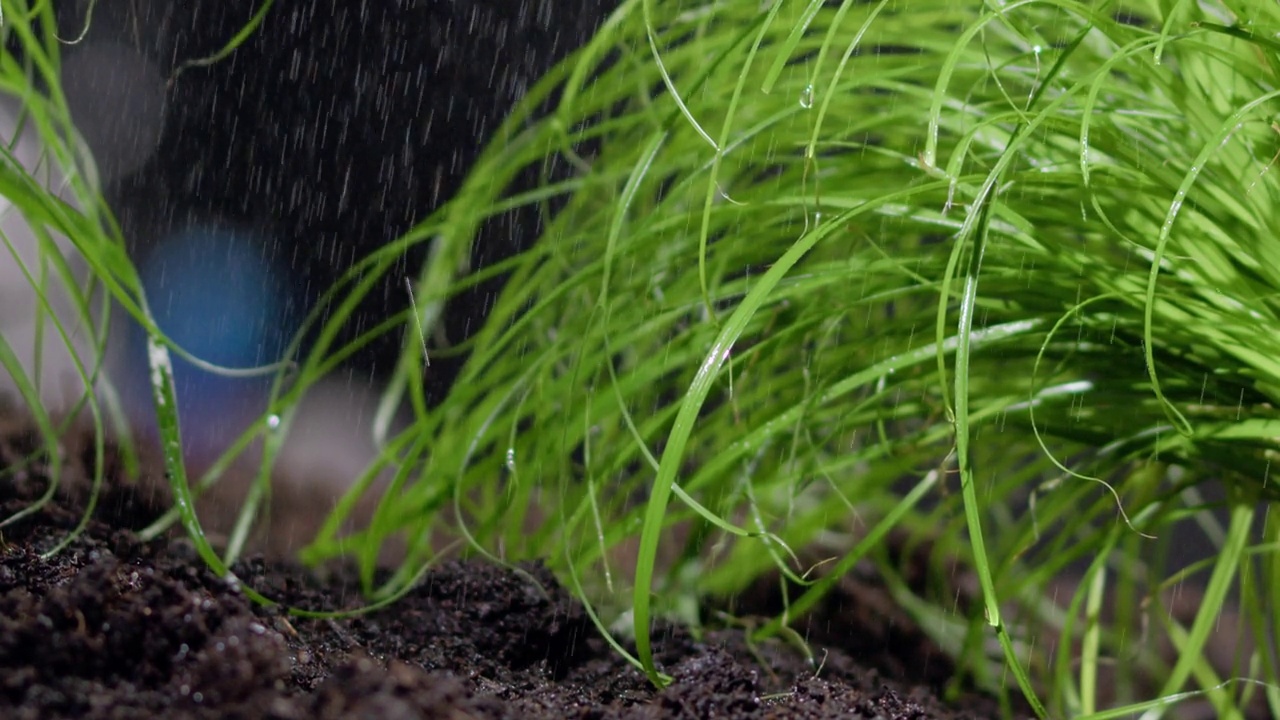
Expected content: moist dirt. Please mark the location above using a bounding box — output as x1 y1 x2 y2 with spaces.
0 411 1012 719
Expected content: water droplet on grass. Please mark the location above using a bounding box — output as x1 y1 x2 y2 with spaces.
798 84 814 109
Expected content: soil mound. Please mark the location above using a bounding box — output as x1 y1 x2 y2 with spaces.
0 413 1003 719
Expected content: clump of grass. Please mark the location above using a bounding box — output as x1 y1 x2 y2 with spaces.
0 0 140 557
288 0 1272 715
4 0 1280 717
0 0 278 592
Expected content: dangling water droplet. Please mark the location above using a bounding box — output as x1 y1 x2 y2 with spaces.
798 84 814 109
266 414 281 430
505 447 517 472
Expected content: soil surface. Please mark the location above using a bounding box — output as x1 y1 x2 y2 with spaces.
0 411 1010 719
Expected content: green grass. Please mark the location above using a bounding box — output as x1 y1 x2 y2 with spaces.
4 0 1280 717
0 0 143 559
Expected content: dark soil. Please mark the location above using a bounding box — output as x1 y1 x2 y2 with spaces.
0 412 1011 720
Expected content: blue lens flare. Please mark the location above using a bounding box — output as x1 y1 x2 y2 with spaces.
129 224 294 458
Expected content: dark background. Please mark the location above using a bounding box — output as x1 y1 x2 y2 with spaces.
58 0 610 399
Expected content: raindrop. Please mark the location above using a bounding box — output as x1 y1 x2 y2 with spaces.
798 84 814 109
505 447 517 472
267 414 281 430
